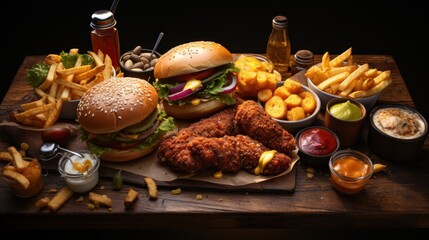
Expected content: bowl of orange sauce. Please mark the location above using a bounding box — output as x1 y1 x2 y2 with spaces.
329 149 374 194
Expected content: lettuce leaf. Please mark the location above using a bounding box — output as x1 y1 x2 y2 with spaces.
26 63 49 88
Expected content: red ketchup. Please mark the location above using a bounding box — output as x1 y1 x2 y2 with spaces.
299 128 337 156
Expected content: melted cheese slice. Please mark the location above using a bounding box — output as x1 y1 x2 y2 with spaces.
254 150 277 175
184 79 202 91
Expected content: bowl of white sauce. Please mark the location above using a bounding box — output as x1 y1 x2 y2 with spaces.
368 104 428 162
58 150 100 192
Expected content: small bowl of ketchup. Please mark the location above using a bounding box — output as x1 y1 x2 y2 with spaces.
296 126 340 167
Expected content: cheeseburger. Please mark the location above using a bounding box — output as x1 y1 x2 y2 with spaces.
154 41 239 119
77 77 175 162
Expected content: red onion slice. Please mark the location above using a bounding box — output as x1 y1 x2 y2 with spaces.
168 87 202 101
135 120 161 141
169 82 186 94
219 75 237 94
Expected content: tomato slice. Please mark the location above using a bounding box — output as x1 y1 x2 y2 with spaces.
175 68 215 81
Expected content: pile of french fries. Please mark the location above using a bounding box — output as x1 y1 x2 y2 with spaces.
305 47 392 98
2 146 42 198
10 94 62 128
13 48 121 128
38 48 116 102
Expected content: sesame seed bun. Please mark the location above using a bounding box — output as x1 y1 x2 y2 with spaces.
77 77 158 134
154 41 233 79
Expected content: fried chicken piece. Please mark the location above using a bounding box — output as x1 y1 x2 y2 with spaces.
158 106 237 172
234 100 296 155
188 135 291 175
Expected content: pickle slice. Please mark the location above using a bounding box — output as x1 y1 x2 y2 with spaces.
123 108 159 133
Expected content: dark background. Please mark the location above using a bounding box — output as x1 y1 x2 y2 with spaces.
2 1 427 120
1 1 428 237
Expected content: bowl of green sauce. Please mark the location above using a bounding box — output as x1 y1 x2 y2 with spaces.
325 98 367 147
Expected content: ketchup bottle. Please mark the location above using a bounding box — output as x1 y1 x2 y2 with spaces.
90 10 121 71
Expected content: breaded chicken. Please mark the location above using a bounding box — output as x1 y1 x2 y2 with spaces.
234 100 296 154
189 135 291 175
158 106 237 172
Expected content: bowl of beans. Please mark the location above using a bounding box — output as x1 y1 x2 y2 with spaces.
119 45 161 83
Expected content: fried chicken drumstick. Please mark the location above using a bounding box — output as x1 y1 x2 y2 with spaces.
234 100 296 155
188 135 292 175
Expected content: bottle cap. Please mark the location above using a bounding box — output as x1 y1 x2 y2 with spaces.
295 50 314 64
90 10 116 30
273 15 288 27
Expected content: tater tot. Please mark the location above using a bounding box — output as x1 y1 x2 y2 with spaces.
301 96 317 114
265 96 287 119
287 107 306 121
283 79 302 94
256 71 268 89
273 86 291 100
257 88 273 103
285 94 302 108
265 74 278 91
298 91 313 99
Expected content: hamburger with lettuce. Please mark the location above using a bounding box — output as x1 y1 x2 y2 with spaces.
77 77 175 162
154 41 239 119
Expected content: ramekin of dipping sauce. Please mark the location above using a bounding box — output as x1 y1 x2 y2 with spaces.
325 98 366 147
58 150 100 193
368 104 428 162
329 149 373 195
296 126 340 167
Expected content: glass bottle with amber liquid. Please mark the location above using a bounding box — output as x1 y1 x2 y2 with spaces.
266 15 291 78
90 10 121 71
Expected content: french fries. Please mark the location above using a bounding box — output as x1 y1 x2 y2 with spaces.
15 48 115 128
89 192 112 207
8 146 29 172
47 186 74 211
36 48 114 102
124 188 139 209
10 94 62 128
144 177 158 200
305 47 392 98
2 147 43 198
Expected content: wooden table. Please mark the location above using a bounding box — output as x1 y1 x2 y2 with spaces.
1 55 429 232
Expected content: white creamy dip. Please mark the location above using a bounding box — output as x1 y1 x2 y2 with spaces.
373 107 426 139
59 152 100 193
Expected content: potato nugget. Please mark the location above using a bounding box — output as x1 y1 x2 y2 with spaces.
273 86 291 100
285 94 302 108
238 70 257 87
257 88 273 103
283 79 302 94
287 107 306 121
265 96 287 119
301 96 317 114
256 71 268 88
298 91 313 99
265 73 278 91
